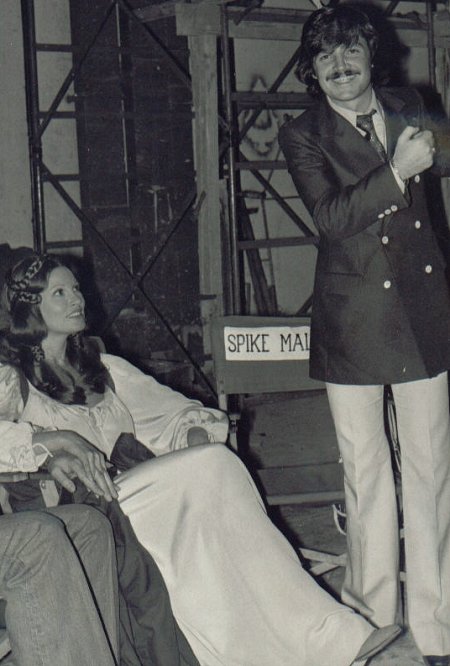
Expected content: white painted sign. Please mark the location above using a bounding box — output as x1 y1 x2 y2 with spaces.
224 326 310 361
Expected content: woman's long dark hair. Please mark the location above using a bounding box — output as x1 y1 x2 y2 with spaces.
0 253 109 404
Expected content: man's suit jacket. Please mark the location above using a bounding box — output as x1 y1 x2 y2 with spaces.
278 87 450 385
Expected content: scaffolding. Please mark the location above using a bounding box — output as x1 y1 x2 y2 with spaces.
20 0 216 396
19 0 450 385
170 0 448 319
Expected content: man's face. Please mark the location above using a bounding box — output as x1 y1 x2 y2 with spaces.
312 38 373 112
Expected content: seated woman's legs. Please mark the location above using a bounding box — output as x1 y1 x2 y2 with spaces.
117 444 377 666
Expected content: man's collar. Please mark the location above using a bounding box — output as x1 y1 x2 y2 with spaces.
326 89 383 128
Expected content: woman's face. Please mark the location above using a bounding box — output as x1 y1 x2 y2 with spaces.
39 266 86 337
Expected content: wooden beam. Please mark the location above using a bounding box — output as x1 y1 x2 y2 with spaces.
188 33 224 355
172 2 450 48
134 2 176 22
232 91 314 109
172 2 450 47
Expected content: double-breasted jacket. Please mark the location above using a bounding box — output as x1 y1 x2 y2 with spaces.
278 87 450 385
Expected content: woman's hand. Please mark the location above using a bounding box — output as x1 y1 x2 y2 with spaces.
33 430 118 501
47 451 116 500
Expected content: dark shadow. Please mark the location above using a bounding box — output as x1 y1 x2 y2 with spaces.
351 1 411 87
0 244 34 292
416 85 450 273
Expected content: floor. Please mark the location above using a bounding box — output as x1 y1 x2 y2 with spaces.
243 390 428 665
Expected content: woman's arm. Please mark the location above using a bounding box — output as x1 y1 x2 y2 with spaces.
103 354 229 455
0 364 38 472
0 363 116 499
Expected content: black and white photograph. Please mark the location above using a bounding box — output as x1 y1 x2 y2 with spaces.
1 1 450 664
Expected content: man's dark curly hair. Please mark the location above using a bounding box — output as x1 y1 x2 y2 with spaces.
296 5 379 96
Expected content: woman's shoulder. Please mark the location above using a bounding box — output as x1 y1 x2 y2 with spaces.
0 362 26 417
0 362 23 385
100 353 167 398
100 353 146 379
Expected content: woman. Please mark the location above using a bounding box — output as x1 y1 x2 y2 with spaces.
0 253 400 666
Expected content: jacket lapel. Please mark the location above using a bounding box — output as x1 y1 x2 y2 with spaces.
316 98 385 173
315 89 414 165
375 88 411 159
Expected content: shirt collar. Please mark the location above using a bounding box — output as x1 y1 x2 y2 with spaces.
327 89 384 128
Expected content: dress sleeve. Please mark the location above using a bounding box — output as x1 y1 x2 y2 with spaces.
0 364 39 473
102 354 229 456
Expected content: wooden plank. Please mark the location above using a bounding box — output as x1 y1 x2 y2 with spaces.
188 34 224 357
174 2 450 47
257 461 345 505
134 2 177 22
235 160 286 170
237 236 318 250
232 91 314 109
176 4 314 41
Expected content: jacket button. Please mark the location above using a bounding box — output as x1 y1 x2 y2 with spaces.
384 209 391 215
391 205 398 212
381 235 389 245
425 264 433 274
378 213 385 219
384 280 392 289
415 220 421 229
414 175 421 183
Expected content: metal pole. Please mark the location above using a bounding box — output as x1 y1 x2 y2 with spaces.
220 2 241 314
20 0 46 252
426 0 436 88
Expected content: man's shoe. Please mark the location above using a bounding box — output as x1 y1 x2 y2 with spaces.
423 657 450 666
353 625 402 663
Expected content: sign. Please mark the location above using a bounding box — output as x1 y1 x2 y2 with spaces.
224 325 310 361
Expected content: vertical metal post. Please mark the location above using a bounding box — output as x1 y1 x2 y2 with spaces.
220 3 241 315
426 0 436 89
20 0 46 252
117 3 141 289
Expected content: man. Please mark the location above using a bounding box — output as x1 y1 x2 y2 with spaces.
0 421 119 665
278 6 450 666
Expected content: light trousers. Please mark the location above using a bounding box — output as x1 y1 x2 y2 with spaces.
326 372 450 655
0 505 119 666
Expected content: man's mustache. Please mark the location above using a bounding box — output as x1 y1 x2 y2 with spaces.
327 69 359 81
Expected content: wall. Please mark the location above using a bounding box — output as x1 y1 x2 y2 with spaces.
0 0 81 251
0 1 32 248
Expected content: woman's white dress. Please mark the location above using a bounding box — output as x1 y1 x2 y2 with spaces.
0 354 373 666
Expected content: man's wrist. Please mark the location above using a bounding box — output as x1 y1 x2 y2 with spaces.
390 158 407 183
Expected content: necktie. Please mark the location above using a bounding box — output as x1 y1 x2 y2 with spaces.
356 110 387 162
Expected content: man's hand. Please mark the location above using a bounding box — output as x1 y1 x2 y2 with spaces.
47 451 117 501
33 430 118 501
392 126 435 180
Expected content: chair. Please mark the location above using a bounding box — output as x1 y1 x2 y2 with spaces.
0 473 58 514
210 315 346 575
0 631 10 663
